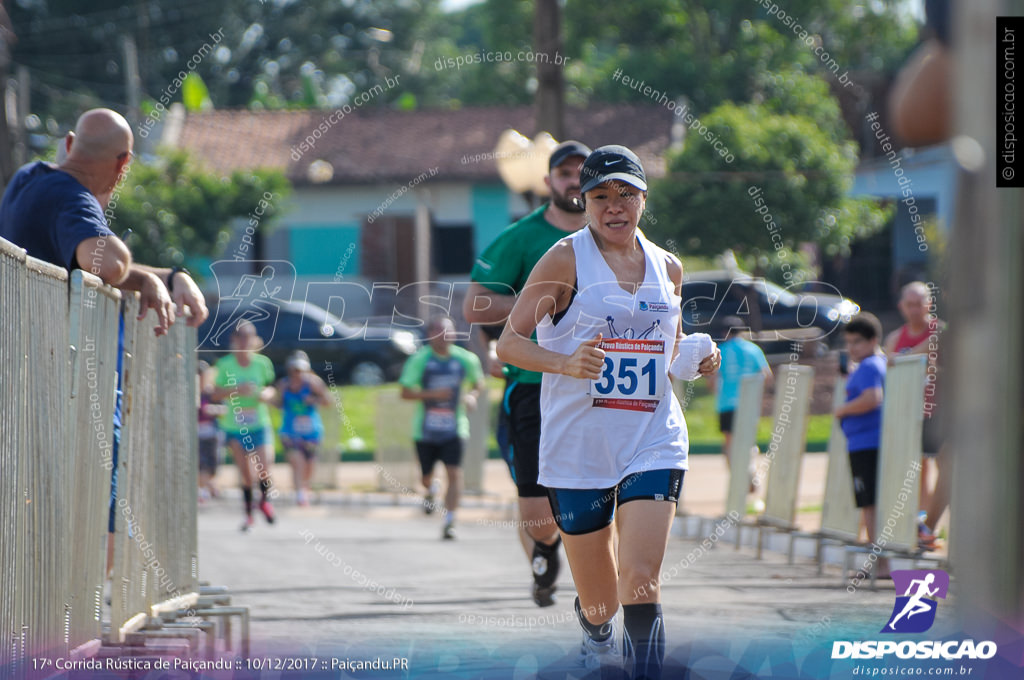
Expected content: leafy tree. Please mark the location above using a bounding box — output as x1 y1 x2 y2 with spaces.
562 0 917 113
646 71 890 281
8 0 919 119
7 0 442 126
564 1 804 111
207 0 440 109
403 0 537 108
109 149 289 270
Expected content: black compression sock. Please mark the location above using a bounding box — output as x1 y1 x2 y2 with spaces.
623 602 665 680
259 477 272 499
532 536 561 587
575 596 613 642
534 535 560 555
242 486 254 515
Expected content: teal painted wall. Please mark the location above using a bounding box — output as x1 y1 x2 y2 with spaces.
471 185 510 258
289 224 361 277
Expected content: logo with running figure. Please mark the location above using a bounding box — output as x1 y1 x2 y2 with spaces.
882 570 949 634
199 260 296 350
604 315 661 339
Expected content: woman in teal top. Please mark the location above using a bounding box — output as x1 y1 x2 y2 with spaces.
274 350 331 506
212 320 278 531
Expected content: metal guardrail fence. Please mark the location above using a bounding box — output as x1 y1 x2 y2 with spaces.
110 292 200 642
67 270 122 659
0 236 200 676
1 237 31 678
22 250 72 668
739 357 943 574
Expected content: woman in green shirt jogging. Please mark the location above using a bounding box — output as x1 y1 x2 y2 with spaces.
212 320 279 531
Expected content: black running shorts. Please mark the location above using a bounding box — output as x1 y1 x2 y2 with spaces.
415 437 463 476
547 469 685 535
848 448 879 508
505 381 548 498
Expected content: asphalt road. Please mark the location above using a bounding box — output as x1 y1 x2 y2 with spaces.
193 479 960 679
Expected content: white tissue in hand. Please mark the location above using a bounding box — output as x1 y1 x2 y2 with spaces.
670 333 714 380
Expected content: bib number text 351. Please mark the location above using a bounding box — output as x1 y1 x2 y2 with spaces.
588 338 666 408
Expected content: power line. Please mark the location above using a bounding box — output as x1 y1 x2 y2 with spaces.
10 61 135 92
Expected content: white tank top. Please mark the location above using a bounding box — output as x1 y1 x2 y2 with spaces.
536 226 688 489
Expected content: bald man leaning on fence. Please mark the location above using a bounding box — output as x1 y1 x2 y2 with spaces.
0 108 210 574
0 107 208 332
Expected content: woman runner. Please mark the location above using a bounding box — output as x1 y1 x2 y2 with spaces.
497 145 720 678
211 320 279 531
274 350 331 506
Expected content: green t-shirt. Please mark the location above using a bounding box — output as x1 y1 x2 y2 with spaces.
214 353 276 434
470 204 570 384
398 345 483 441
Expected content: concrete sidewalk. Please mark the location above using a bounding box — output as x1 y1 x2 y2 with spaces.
208 453 950 536
210 453 832 525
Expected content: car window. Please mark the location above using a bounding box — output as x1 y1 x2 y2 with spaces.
258 311 303 343
680 281 720 329
759 279 799 308
286 302 362 339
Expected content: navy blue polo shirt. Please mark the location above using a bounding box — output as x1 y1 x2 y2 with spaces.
0 161 113 269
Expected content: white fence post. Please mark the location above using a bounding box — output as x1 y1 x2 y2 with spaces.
875 355 927 551
761 364 814 529
463 388 490 494
726 374 765 519
374 388 420 494
820 379 859 542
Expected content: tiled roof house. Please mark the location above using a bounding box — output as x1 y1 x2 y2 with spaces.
166 103 677 315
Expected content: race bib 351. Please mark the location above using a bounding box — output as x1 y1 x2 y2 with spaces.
588 338 666 412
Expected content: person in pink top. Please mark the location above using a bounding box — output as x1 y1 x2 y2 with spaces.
197 360 226 503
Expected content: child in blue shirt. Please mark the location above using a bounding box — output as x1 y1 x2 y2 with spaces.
834 313 888 575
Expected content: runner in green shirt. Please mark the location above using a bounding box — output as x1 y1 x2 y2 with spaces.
399 316 484 540
211 320 279 531
462 140 591 606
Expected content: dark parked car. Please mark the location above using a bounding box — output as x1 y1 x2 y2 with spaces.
680 270 860 349
195 298 420 385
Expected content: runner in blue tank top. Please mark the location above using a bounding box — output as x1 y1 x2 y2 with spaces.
274 351 331 506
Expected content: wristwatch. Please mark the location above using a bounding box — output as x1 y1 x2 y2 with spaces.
167 265 190 294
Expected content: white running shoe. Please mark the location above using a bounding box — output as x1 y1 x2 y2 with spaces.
578 626 619 671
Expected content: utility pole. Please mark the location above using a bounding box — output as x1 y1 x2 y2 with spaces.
0 4 15 187
948 0 1024 634
533 0 565 140
13 64 27 167
122 35 142 127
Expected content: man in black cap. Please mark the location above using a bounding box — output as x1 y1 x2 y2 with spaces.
463 140 591 607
